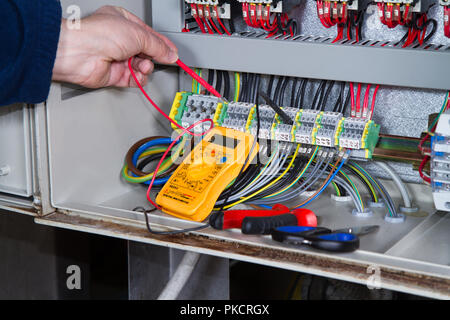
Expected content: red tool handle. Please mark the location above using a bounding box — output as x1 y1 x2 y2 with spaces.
209 204 317 232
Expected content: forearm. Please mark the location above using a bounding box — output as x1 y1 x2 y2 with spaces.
0 0 62 106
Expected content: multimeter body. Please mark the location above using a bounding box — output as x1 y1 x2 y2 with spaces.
156 127 259 222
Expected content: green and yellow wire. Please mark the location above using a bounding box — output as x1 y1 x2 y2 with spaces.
234 72 241 102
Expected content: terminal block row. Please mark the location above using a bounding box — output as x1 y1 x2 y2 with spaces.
169 92 380 159
431 111 450 212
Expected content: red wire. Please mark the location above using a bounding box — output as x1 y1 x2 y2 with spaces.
378 3 386 25
445 7 450 38
175 59 223 99
324 1 333 26
192 4 207 33
362 84 371 117
356 83 362 117
209 17 222 35
202 17 214 34
215 7 231 36
127 58 222 130
349 82 355 117
419 156 431 184
369 85 380 120
317 1 332 28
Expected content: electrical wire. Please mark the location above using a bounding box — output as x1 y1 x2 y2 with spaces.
375 161 413 209
291 150 349 209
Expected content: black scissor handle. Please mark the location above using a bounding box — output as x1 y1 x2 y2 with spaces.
271 226 360 253
307 233 360 253
271 226 331 244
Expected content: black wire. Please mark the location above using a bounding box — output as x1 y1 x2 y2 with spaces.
320 80 335 111
296 78 308 109
247 73 255 103
222 71 231 101
341 85 351 115
267 75 275 98
333 82 345 112
215 70 223 95
290 78 299 107
273 76 284 103
279 77 291 106
133 207 210 235
422 19 438 44
228 15 235 34
136 152 166 171
311 80 326 110
252 75 261 104
207 69 215 95
241 73 248 102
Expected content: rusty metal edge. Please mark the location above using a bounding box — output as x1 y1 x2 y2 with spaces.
35 211 450 300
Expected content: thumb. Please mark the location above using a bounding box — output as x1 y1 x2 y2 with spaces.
137 27 178 64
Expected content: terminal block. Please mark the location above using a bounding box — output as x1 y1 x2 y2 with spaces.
314 112 343 147
169 93 380 159
246 105 277 139
186 0 231 20
271 107 298 142
374 0 434 14
222 102 254 132
430 111 450 212
236 1 284 13
169 92 223 131
441 0 450 38
293 109 321 145
336 118 380 158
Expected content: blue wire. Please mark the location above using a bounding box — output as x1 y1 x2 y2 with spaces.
131 137 174 186
132 137 173 164
294 151 349 209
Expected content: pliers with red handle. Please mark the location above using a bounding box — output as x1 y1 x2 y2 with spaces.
209 204 317 235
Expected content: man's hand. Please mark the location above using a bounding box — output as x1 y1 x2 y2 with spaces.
53 6 178 88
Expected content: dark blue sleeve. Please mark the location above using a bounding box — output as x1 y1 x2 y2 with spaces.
0 0 62 106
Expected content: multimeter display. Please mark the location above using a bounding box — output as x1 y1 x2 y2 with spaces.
208 134 240 149
156 127 258 222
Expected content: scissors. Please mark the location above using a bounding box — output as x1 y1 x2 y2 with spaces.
271 225 379 253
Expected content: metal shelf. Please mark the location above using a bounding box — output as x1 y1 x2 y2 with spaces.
161 31 450 91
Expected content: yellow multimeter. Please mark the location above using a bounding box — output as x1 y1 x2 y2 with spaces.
156 127 259 222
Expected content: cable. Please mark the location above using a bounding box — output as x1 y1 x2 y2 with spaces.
234 72 241 102
261 147 319 199
350 162 397 217
219 144 299 210
311 80 326 110
375 161 413 209
320 80 335 111
292 150 349 209
222 70 231 101
157 251 201 300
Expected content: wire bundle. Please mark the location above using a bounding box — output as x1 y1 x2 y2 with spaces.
242 3 297 38
188 3 232 35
